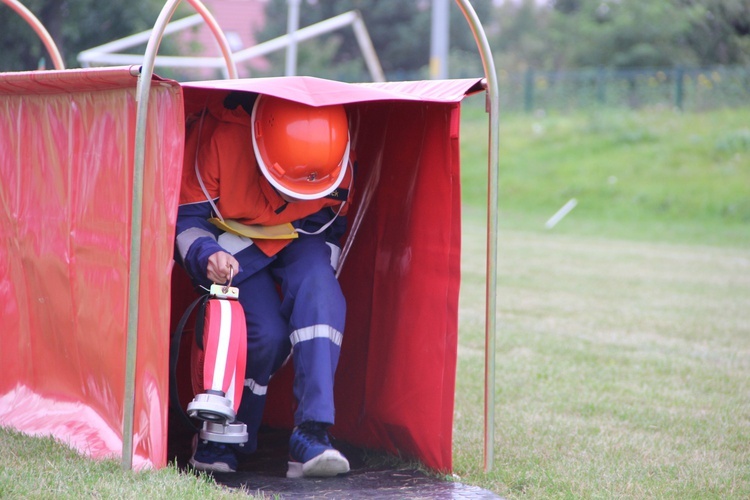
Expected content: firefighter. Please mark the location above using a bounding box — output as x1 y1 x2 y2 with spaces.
175 92 353 478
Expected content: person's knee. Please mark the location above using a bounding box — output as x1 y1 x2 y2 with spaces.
296 270 345 308
246 321 290 374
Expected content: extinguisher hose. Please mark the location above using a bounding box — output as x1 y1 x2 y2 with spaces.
169 293 210 434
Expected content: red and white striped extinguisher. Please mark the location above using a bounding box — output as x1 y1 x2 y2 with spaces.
170 266 249 444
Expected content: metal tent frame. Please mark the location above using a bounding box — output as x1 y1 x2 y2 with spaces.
78 10 385 82
6 0 500 474
128 0 500 473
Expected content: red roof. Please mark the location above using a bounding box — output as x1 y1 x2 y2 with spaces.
179 0 269 77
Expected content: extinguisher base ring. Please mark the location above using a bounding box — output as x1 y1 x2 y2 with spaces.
187 392 236 422
200 421 249 444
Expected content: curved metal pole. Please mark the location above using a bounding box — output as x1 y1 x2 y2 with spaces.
1 0 64 70
453 0 500 473
122 0 237 471
184 0 238 79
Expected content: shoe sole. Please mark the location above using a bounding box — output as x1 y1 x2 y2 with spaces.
287 449 350 478
189 457 236 473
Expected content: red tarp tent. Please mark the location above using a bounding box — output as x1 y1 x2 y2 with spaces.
0 68 483 472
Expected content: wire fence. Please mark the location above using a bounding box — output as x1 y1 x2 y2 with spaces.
497 66 750 114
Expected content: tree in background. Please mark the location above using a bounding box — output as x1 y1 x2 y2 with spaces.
0 0 171 71
494 0 750 72
546 0 696 69
447 0 493 78
1 0 746 77
256 0 749 80
256 0 491 81
489 0 554 72
676 0 750 66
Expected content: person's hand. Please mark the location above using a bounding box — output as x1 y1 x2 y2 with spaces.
206 251 239 285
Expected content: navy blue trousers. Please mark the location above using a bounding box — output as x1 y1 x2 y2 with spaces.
233 233 345 453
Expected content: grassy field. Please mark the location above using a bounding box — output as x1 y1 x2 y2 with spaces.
460 95 750 247
454 217 749 498
2 102 749 498
453 98 750 498
0 427 249 498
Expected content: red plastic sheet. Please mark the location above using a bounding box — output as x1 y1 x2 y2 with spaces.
335 99 465 471
0 67 185 469
180 76 482 472
1 71 482 472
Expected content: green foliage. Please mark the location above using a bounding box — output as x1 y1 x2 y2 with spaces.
0 0 172 71
496 0 750 72
1 1 746 80
253 0 750 80
255 0 489 80
491 0 552 72
548 0 696 68
677 0 750 66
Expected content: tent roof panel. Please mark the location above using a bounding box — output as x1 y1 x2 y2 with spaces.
182 75 484 106
0 66 177 95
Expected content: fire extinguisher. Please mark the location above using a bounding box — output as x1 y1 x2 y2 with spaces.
170 266 248 445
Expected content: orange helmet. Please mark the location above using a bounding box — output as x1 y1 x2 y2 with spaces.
251 94 350 200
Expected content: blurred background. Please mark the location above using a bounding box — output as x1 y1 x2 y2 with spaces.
2 0 749 112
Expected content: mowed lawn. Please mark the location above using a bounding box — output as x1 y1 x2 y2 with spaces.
453 100 750 498
455 216 749 498
2 101 749 499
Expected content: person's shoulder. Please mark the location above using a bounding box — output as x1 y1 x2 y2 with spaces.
209 110 251 145
204 102 251 136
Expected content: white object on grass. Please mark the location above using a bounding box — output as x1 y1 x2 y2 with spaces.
545 198 578 229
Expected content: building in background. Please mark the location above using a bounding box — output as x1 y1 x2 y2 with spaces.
180 0 270 78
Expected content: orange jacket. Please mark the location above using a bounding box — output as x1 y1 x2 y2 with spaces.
179 103 352 256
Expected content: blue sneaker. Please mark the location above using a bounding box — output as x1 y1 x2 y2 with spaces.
189 435 238 473
287 422 350 478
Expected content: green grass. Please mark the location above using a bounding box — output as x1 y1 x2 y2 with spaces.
454 220 750 498
0 428 249 498
2 104 749 498
461 96 750 247
455 101 750 498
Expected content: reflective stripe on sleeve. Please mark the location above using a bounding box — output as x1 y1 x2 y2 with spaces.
289 324 343 347
176 227 216 261
218 232 254 255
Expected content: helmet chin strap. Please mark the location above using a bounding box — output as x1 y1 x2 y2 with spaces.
294 201 346 236
293 158 353 236
194 108 225 221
